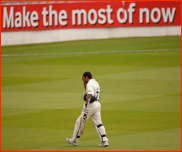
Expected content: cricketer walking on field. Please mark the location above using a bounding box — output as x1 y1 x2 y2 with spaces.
66 72 109 147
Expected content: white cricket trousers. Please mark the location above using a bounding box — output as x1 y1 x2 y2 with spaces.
85 101 102 125
71 101 106 142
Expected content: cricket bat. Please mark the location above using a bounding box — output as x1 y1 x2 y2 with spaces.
79 113 88 135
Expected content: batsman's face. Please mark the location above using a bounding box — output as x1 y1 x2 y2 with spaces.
82 76 88 83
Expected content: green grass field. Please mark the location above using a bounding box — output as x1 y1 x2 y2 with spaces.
1 36 181 151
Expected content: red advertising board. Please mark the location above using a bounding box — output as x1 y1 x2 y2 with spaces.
1 1 181 32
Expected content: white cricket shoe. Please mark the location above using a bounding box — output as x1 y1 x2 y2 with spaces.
98 141 109 147
66 138 78 146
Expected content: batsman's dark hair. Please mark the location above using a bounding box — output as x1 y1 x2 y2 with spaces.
83 72 92 79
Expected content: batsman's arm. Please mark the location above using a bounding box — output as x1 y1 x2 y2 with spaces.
85 94 92 106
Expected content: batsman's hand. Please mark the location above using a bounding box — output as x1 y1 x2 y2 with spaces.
82 112 87 121
82 105 89 114
82 76 86 82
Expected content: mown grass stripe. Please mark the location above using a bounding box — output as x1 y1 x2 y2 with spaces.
1 49 181 57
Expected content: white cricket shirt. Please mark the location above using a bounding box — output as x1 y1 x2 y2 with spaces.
86 79 100 101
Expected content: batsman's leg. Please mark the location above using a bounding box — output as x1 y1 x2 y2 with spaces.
66 115 81 146
92 119 102 141
97 123 109 147
71 115 82 142
91 103 109 147
66 112 90 146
